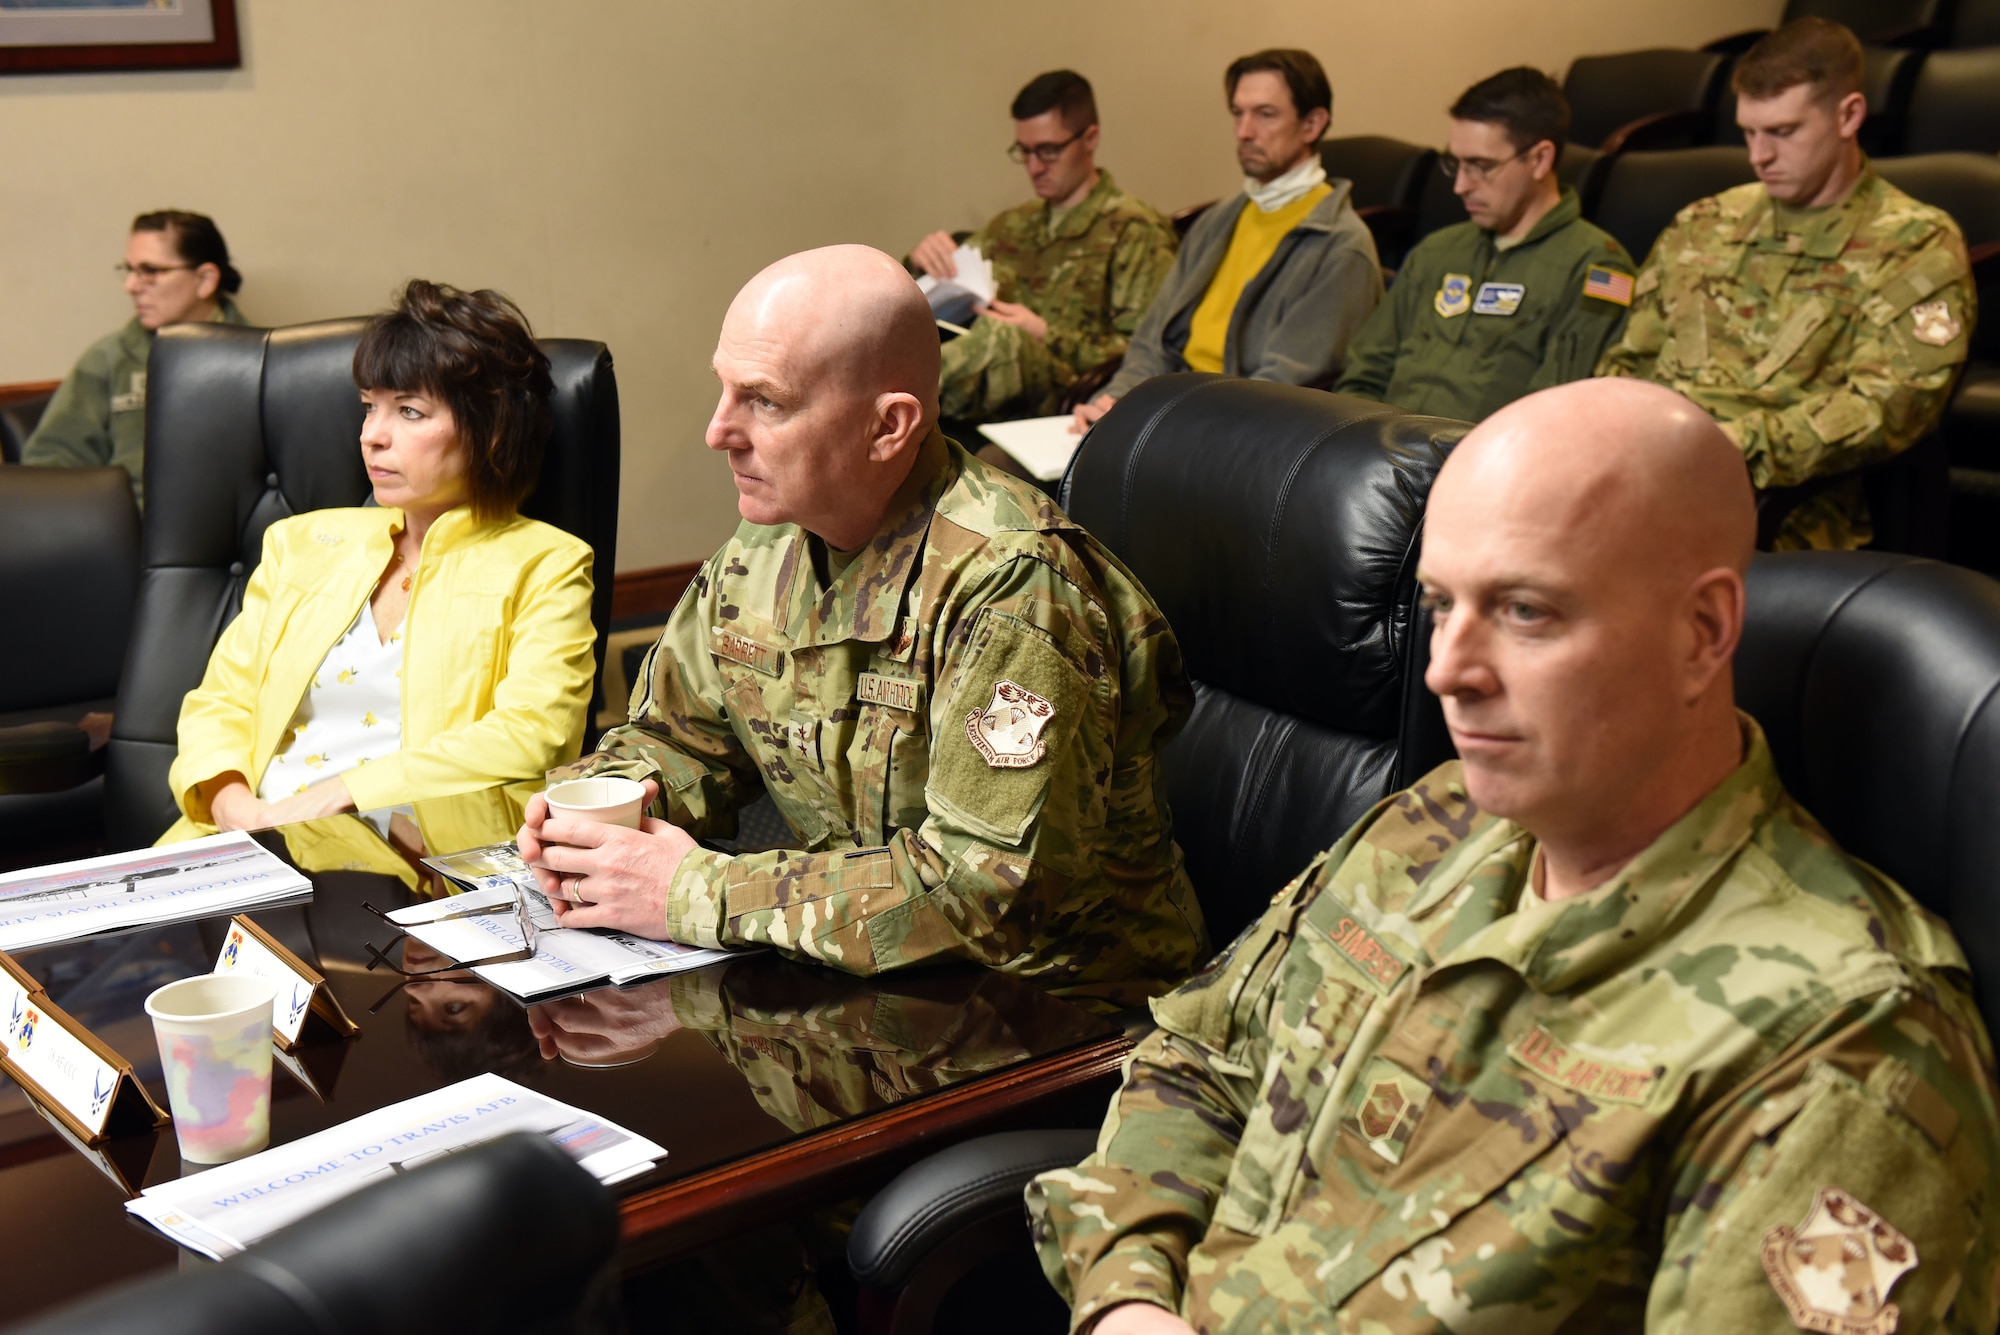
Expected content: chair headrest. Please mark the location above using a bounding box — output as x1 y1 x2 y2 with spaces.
1063 374 1465 741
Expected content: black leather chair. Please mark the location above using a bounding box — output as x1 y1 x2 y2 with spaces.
1901 47 2000 154
852 550 2000 1335
0 467 139 865
29 318 618 852
0 387 53 463
1319 134 1438 271
1709 46 1925 157
1588 145 1759 261
1564 49 1730 153
1 1133 618 1335
1708 0 1949 52
1948 0 2000 45
845 378 1465 1333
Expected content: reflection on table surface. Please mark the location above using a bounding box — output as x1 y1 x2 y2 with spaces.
0 787 1120 1322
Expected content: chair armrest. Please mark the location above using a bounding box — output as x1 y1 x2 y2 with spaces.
0 722 103 797
848 1128 1100 1290
1060 356 1126 414
1599 108 1707 155
1704 28 1770 54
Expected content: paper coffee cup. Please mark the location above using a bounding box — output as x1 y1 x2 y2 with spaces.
544 776 645 829
145 973 277 1164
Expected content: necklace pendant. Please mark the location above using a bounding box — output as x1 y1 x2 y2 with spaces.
400 575 412 592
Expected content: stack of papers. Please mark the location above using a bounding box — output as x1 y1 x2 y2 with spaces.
399 843 732 998
976 415 1086 482
916 243 996 327
0 833 312 952
126 1074 664 1259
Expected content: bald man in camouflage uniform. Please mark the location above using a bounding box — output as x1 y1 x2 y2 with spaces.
1030 378 1999 1334
523 245 1205 1010
913 70 1178 425
1597 19 1975 551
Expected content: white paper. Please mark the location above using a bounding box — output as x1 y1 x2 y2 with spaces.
916 244 996 319
2 979 123 1136
976 415 1086 482
125 1073 665 1259
0 833 311 953
393 874 733 999
214 922 316 1045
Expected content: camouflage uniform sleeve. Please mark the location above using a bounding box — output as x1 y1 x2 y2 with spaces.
1593 234 1671 381
1044 216 1180 378
1026 834 1360 1330
20 343 117 470
1526 239 1634 394
657 551 1172 976
1724 236 1974 489
1648 983 2000 1333
557 555 761 840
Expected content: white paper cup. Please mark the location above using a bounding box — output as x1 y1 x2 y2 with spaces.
545 776 645 829
145 973 277 1164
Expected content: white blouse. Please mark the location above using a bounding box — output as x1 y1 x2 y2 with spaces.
257 599 404 802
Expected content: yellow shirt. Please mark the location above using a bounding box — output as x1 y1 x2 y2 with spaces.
1182 184 1332 375
161 505 597 843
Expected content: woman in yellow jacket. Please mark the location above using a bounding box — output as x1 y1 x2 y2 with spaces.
161 280 596 842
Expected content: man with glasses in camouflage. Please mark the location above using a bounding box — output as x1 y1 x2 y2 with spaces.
1338 68 1634 421
909 70 1178 435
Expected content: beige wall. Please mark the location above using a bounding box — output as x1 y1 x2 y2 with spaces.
2 0 1778 570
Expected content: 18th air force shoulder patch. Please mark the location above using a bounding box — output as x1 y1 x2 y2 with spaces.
966 680 1055 768
1761 1186 1918 1334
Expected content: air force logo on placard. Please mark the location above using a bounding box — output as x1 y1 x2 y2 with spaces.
1474 281 1526 316
1434 273 1472 318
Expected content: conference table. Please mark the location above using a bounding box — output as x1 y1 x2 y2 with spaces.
0 787 1133 1323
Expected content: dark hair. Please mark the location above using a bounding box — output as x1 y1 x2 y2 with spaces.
1012 69 1098 133
1225 48 1332 125
1733 17 1865 103
1450 67 1571 168
403 984 540 1081
352 280 554 523
132 209 241 295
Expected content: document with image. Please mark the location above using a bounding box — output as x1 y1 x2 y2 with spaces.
915 243 997 326
125 1073 664 1259
402 843 733 998
0 833 312 952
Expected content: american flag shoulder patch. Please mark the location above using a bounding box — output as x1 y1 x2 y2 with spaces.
1583 265 1635 307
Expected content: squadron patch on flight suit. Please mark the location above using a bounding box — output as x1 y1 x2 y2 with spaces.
1761 1186 1918 1334
1473 281 1525 316
1434 273 1472 318
1908 300 1962 347
965 680 1055 768
110 371 146 414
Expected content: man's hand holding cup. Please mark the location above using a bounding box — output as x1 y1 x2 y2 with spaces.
518 776 700 940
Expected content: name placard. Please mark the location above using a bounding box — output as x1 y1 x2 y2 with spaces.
0 951 167 1144
214 917 359 1051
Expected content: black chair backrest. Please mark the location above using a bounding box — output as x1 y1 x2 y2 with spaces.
1591 146 1760 262
1712 46 1926 156
1319 135 1438 211
0 467 138 714
1564 49 1729 150
1 1134 616 1335
0 389 53 465
1951 0 2000 45
1737 552 2000 1039
1872 152 2000 362
104 320 619 849
1782 0 1948 44
1903 48 2000 154
1062 375 1462 945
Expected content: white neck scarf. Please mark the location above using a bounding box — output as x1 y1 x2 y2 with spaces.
1244 154 1327 213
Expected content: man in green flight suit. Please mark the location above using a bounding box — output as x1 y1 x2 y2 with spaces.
519 244 1207 1010
1030 377 2000 1334
1337 67 1633 420
911 70 1178 431
24 210 249 508
1597 18 1976 551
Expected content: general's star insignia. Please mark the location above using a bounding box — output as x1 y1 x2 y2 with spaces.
1761 1186 1917 1334
1909 300 1962 347
964 679 1054 768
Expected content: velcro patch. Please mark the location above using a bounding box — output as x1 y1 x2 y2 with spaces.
1510 1024 1657 1105
711 625 782 676
1474 281 1525 316
857 672 923 713
1323 914 1409 992
1583 264 1634 306
1342 1056 1433 1165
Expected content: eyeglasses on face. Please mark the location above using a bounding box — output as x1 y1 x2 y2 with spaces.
1007 130 1084 165
114 261 196 283
1438 148 1529 183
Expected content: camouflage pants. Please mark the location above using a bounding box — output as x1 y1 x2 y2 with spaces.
1772 478 1872 551
939 317 1071 422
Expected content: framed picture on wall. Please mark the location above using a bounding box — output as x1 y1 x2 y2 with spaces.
0 0 238 75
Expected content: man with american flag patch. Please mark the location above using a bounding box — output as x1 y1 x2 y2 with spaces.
1338 67 1634 422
